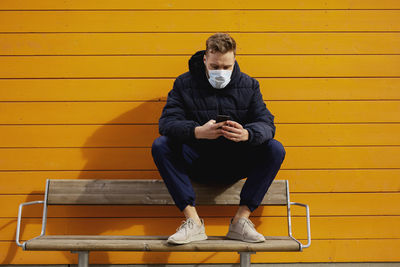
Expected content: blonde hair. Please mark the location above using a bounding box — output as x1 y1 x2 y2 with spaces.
205 33 236 55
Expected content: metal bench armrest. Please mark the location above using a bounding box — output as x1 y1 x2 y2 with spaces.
289 202 311 249
16 201 45 249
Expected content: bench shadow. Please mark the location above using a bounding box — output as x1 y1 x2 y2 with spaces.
2 192 74 264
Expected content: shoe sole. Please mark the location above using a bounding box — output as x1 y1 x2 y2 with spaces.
226 232 265 243
167 233 208 245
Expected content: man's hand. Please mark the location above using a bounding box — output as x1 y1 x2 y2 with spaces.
194 120 226 139
221 120 249 142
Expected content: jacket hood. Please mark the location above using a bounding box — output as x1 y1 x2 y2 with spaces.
188 50 241 89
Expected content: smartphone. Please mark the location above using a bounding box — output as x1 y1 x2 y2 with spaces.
216 115 230 123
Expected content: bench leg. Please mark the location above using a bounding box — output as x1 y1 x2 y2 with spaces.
72 251 89 267
238 252 255 267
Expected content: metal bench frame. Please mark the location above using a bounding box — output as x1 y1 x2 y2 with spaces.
16 179 311 267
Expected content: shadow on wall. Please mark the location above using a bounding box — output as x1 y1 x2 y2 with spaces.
6 99 265 265
2 192 78 264
71 99 178 264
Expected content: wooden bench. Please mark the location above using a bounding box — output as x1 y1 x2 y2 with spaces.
16 179 311 267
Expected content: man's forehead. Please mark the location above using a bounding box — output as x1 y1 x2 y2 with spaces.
205 51 235 64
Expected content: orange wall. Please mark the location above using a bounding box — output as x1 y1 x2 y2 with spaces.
0 0 400 265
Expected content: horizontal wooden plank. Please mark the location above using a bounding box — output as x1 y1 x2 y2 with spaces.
2 0 400 10
24 236 300 252
1 169 400 194
0 101 163 124
278 124 400 146
46 179 287 205
0 125 159 147
1 11 400 32
2 216 399 241
1 78 400 101
0 146 399 171
0 79 169 101
1 239 400 264
1 55 400 78
2 192 400 218
1 124 399 147
2 33 400 55
285 169 400 193
0 146 397 171
1 101 399 124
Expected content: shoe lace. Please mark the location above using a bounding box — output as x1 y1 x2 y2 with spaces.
242 218 256 232
176 219 194 233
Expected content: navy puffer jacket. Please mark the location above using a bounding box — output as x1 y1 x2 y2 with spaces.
159 50 276 150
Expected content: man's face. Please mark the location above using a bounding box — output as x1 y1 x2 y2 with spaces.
203 51 235 77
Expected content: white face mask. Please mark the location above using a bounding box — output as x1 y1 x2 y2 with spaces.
207 69 232 89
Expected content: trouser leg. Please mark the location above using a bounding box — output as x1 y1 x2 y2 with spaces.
239 139 286 212
151 136 199 211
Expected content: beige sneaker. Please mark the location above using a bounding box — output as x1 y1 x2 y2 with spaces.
167 218 208 245
226 217 266 243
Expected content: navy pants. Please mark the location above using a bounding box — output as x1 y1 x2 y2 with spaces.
151 136 286 212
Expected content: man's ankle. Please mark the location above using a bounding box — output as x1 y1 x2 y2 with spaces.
185 216 202 226
232 216 248 225
183 205 202 226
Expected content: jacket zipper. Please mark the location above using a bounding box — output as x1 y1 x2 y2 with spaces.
215 91 222 115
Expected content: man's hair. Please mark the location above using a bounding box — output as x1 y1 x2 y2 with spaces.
205 33 236 55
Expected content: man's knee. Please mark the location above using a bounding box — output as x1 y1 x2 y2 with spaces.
151 136 169 158
267 139 286 163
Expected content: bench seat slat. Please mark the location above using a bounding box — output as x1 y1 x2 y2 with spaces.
47 179 288 205
25 235 300 252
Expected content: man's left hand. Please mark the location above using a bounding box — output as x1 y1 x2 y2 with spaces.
221 120 249 142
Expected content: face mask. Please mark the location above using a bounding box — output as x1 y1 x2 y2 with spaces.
205 57 233 89
207 69 232 89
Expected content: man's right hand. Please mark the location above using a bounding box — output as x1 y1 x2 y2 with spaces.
194 120 226 139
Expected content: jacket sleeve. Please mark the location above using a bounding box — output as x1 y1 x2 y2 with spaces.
244 80 276 146
158 77 200 142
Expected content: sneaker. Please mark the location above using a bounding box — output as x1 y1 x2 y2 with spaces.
226 217 266 243
167 218 208 245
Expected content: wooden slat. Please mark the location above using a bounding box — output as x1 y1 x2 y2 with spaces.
281 146 400 169
0 147 155 171
284 169 400 193
0 146 399 171
1 11 400 32
1 78 400 101
24 235 300 252
2 239 400 264
0 79 170 101
1 124 399 148
0 101 163 124
2 33 400 55
3 192 400 218
0 125 159 148
1 101 399 124
257 78 400 100
2 216 399 241
278 124 400 146
1 0 400 10
1 169 400 194
46 179 288 205
1 55 400 78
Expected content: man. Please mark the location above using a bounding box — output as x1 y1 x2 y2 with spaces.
151 33 286 245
